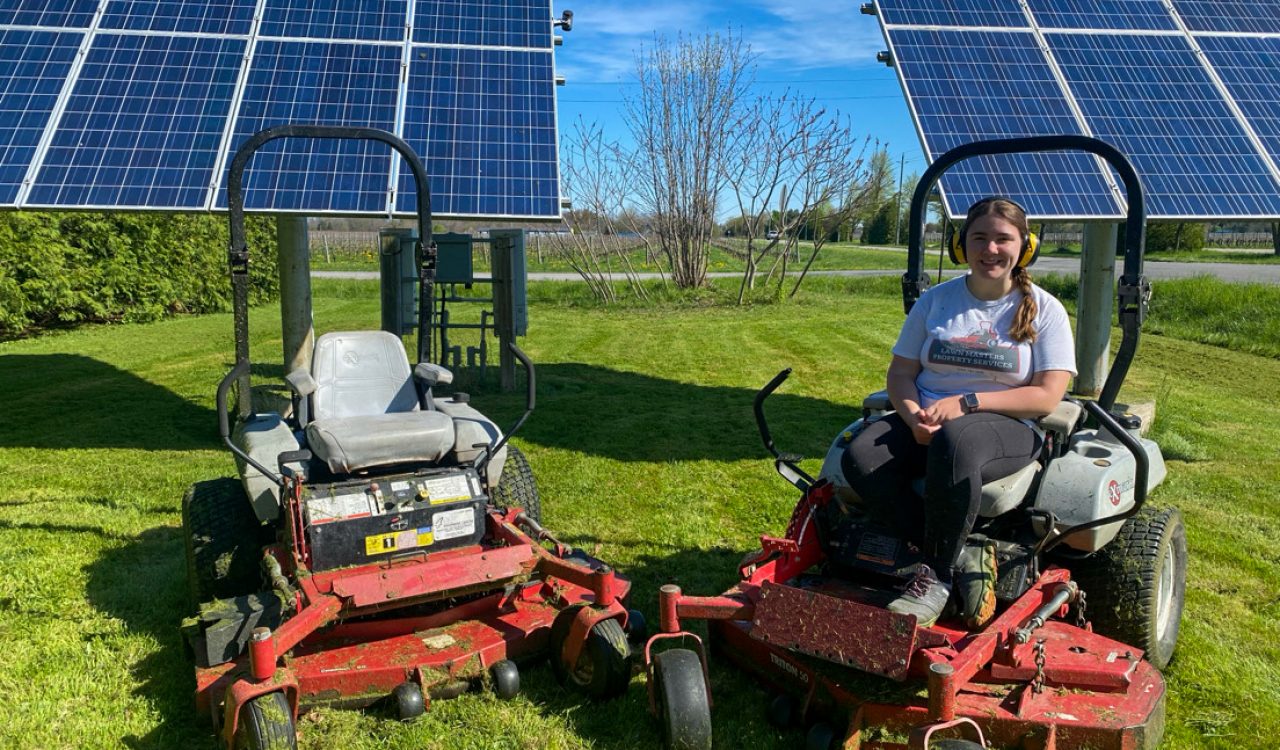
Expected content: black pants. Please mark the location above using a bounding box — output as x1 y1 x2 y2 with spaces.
840 412 1040 582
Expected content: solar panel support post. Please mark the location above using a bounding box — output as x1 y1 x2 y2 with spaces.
277 215 314 378
1073 222 1118 397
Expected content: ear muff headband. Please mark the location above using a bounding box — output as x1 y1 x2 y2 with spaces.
949 197 1039 268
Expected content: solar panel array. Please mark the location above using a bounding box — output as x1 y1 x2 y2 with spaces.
0 0 563 219
871 0 1280 219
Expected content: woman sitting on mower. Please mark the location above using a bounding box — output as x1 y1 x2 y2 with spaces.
842 196 1076 627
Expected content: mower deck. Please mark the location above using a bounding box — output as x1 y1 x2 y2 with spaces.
195 508 630 745
711 576 1165 750
646 484 1167 750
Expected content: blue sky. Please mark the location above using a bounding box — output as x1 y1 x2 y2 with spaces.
551 0 929 181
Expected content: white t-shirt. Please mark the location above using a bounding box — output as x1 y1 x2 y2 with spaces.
892 274 1076 408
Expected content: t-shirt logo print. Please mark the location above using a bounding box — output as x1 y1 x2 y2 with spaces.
928 322 1020 373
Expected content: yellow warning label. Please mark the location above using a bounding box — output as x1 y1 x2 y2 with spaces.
365 528 433 556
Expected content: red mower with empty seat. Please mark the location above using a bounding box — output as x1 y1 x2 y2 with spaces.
181 126 637 750
642 136 1184 750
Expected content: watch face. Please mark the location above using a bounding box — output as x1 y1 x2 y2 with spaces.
964 393 979 412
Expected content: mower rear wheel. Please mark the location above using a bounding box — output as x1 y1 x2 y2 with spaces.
1066 506 1187 669
932 741 985 750
235 691 296 750
183 478 266 607
549 607 632 699
491 445 541 523
653 648 711 750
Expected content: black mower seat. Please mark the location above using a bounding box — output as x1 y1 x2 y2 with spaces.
296 331 456 474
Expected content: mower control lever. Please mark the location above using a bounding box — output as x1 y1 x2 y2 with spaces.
754 368 816 491
216 362 285 488
473 342 536 478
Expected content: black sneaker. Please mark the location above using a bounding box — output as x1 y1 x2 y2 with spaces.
887 564 951 627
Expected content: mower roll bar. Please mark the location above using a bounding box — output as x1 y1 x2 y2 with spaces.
225 125 437 417
904 135 1149 413
754 368 815 491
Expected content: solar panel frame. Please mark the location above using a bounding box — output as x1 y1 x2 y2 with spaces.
25 32 247 209
0 28 81 206
872 0 1280 220
1170 0 1280 35
887 27 1123 219
0 0 565 218
1198 35 1280 173
1046 31 1280 218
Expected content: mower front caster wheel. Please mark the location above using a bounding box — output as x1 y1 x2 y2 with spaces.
235 691 296 750
550 607 632 699
491 659 520 700
653 648 711 750
392 681 425 721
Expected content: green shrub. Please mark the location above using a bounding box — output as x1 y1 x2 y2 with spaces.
1145 221 1206 253
0 212 276 338
861 200 899 245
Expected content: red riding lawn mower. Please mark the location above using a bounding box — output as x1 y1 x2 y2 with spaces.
180 126 638 749
642 136 1185 750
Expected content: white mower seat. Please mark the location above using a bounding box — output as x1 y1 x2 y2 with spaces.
304 331 455 474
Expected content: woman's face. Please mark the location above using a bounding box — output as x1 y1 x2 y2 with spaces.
964 214 1023 282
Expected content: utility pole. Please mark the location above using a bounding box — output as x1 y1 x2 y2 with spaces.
893 152 905 246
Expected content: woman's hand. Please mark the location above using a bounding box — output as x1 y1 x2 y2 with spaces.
903 407 941 445
920 395 966 428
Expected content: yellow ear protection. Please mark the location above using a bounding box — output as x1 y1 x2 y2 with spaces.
948 196 1040 268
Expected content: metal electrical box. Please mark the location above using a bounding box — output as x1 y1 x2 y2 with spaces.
435 232 474 284
379 228 418 336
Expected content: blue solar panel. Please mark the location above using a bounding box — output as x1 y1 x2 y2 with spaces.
259 0 407 43
0 0 97 28
876 0 1027 28
1047 32 1280 217
414 0 553 49
0 29 79 205
27 33 244 208
0 0 563 216
890 28 1120 218
1026 0 1176 31
398 47 557 217
1200 36 1280 172
1171 0 1280 35
100 0 256 36
220 41 403 213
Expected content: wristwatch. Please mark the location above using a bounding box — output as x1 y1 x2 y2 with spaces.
961 392 980 414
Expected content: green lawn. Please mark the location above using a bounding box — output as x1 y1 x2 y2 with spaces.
0 277 1277 749
311 241 911 274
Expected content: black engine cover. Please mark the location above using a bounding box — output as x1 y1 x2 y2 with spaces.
303 468 487 571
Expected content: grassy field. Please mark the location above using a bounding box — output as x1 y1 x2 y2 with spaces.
1 276 1277 749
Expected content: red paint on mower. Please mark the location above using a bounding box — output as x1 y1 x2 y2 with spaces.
645 482 1166 750
194 507 630 747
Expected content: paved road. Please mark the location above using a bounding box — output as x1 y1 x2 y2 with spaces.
315 256 1280 284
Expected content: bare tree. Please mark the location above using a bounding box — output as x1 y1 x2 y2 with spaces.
624 32 753 288
554 119 657 302
723 94 873 303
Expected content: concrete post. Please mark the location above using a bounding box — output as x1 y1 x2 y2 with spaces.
1072 222 1117 397
277 216 313 375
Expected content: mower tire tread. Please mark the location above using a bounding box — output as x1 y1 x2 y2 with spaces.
491 444 541 523
1066 506 1186 669
550 607 632 699
235 691 296 750
183 477 265 607
654 648 711 750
